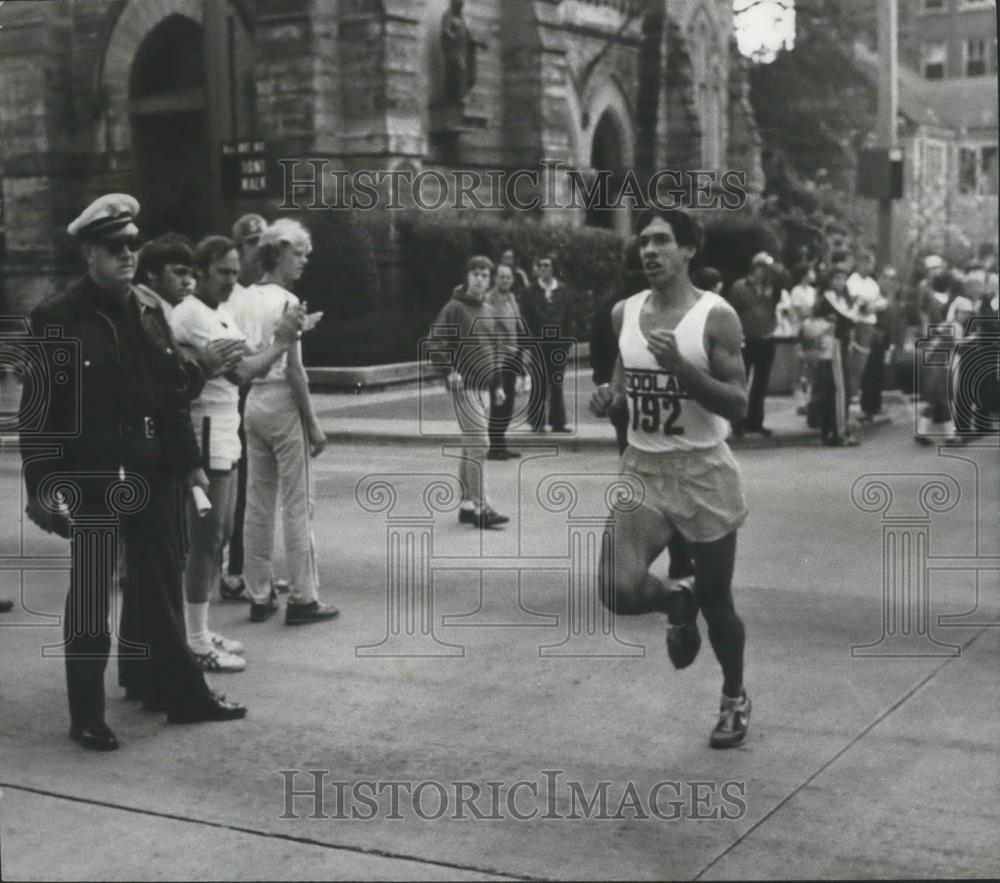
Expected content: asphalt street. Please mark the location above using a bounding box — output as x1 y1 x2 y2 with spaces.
0 409 997 880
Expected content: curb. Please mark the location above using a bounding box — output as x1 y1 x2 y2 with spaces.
322 413 897 450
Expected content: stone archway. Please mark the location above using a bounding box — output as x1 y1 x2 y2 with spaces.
128 13 212 238
101 0 204 154
583 83 635 235
100 0 255 235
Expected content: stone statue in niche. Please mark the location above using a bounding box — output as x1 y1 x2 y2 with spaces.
440 0 477 105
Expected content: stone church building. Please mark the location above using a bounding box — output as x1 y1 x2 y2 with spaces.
0 0 762 314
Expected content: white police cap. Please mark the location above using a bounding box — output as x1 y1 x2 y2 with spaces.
67 194 140 240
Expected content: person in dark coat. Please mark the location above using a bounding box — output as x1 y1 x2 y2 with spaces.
520 254 575 432
19 194 260 751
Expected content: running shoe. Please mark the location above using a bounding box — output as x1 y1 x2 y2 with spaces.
709 691 751 749
209 632 244 655
666 582 701 669
193 648 247 673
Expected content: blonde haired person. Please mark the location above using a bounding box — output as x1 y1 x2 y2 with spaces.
228 219 339 625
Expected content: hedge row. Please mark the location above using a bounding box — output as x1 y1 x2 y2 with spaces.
295 208 787 366
290 209 380 322
395 211 626 328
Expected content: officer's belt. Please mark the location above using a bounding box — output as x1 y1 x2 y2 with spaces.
117 416 160 439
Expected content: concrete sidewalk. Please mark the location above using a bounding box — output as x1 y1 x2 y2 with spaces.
311 369 906 449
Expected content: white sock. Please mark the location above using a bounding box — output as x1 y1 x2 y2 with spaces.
460 501 475 511
185 601 211 654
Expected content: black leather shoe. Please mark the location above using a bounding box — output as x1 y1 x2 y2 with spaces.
505 451 521 458
69 723 119 751
550 426 572 433
0 599 13 613
285 600 340 626
458 508 476 524
250 593 280 623
486 449 508 461
167 691 247 724
472 506 510 529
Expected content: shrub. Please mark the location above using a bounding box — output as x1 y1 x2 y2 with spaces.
301 309 430 367
291 209 380 321
695 210 785 290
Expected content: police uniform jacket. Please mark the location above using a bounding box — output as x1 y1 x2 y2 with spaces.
20 276 205 503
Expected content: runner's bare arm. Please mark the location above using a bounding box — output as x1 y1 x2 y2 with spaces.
674 303 748 423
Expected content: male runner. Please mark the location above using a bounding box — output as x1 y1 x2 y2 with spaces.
591 208 751 749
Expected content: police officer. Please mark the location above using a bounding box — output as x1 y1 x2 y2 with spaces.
20 194 253 750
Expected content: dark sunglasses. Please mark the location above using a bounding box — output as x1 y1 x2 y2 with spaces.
99 237 143 255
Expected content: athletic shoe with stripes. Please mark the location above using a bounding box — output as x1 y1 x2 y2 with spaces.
209 632 244 655
193 648 246 673
709 691 751 749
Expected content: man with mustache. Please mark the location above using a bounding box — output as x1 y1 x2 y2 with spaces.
591 208 751 749
20 194 249 751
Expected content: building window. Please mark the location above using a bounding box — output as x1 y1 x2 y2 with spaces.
965 39 987 76
959 147 979 192
922 42 947 78
981 146 999 195
958 144 999 194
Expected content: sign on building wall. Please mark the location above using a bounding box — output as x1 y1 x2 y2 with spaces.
220 141 279 198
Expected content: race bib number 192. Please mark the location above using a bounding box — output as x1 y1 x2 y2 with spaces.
628 392 684 436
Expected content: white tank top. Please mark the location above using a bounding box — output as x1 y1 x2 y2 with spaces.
619 289 730 452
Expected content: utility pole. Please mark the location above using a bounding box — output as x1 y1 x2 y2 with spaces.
876 0 898 267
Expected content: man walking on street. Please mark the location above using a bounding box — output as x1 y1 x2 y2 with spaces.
19 194 248 751
591 208 751 748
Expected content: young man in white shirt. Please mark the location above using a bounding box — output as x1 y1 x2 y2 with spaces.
171 236 305 669
220 214 268 602
227 219 338 626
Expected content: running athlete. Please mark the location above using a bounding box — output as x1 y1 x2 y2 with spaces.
591 208 752 749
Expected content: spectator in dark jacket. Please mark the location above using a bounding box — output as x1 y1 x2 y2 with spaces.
431 256 510 529
520 254 575 432
727 252 778 436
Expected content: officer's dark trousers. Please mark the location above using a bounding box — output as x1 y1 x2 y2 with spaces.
66 470 213 726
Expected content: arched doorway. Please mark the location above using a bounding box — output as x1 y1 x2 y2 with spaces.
129 14 213 239
587 110 628 233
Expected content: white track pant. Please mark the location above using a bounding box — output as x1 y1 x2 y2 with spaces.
243 383 320 605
